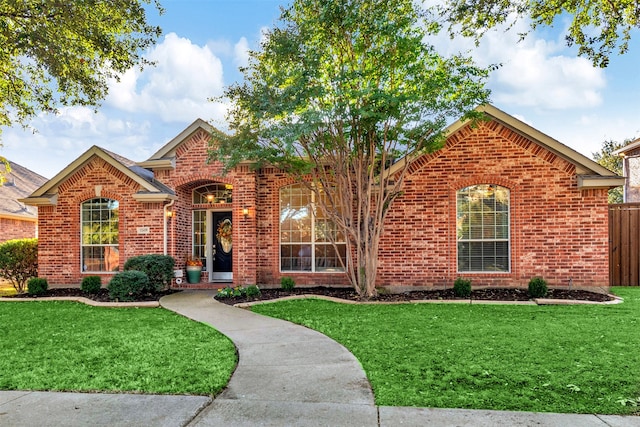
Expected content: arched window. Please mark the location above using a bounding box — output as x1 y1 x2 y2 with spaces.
280 183 346 272
456 185 510 272
81 198 119 272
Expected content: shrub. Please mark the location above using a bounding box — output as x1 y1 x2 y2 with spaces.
0 238 38 293
124 255 175 292
217 286 246 299
246 285 261 298
107 271 149 302
81 276 102 294
281 276 295 291
27 277 48 295
528 277 548 298
453 277 472 298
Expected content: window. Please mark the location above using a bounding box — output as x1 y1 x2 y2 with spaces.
81 198 119 272
280 183 346 272
193 183 232 204
457 185 510 272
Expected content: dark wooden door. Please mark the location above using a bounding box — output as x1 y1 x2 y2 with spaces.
212 211 233 276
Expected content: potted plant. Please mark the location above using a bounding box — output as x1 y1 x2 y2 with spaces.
185 255 203 284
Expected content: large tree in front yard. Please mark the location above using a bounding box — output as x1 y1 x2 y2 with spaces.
210 0 491 297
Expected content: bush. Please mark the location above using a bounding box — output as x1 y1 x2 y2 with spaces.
281 276 295 291
124 255 175 292
528 277 548 298
0 238 38 293
246 285 261 298
107 271 149 301
27 277 48 296
81 276 102 294
453 277 472 298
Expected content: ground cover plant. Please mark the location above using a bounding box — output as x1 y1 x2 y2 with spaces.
251 287 640 414
0 301 236 395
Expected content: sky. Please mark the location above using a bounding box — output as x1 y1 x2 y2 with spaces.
1 0 639 179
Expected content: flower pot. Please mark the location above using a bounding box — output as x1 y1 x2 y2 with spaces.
186 265 202 284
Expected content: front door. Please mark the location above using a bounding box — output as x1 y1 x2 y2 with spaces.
210 211 233 281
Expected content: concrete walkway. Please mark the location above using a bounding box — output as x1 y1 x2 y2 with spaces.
160 290 377 426
1 290 640 426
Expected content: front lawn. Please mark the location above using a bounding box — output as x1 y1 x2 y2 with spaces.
252 287 640 414
0 301 236 395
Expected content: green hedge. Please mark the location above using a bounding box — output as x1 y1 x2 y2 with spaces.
124 254 175 292
0 238 38 293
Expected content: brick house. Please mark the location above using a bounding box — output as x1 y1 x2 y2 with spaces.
0 161 48 243
21 105 623 290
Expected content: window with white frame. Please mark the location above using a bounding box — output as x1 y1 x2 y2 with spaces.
81 198 119 272
456 184 510 272
280 183 346 272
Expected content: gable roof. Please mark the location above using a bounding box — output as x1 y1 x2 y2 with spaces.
612 138 640 156
391 104 624 189
138 119 216 170
21 146 176 206
0 161 48 221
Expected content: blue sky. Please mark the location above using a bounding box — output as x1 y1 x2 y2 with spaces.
1 0 639 178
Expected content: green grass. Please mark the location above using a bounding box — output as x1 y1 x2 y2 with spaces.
0 301 237 395
252 287 640 414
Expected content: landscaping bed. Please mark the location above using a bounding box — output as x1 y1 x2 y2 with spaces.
213 286 614 305
5 286 614 304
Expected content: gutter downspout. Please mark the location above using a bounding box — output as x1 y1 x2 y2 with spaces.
163 199 175 256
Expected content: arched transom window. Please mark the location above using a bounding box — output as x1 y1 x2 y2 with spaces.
81 198 119 272
456 184 510 272
193 183 233 204
280 183 346 272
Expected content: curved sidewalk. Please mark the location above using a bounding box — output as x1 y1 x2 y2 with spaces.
160 290 377 426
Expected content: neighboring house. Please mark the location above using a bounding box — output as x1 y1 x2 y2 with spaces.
0 161 48 243
21 105 623 290
613 138 640 202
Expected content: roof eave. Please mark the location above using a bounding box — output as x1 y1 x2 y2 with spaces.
137 158 175 170
577 175 626 189
18 194 58 207
0 212 38 222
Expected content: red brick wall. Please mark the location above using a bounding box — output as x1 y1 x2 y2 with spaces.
0 218 37 243
37 157 165 285
36 119 611 290
377 121 610 289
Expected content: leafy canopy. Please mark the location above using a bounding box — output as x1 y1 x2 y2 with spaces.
0 0 162 135
211 0 491 296
211 0 490 173
438 0 639 67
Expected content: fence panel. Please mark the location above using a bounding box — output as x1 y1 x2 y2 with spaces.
609 203 640 286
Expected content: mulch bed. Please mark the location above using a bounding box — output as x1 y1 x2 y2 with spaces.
213 286 614 306
6 288 177 303
5 286 614 305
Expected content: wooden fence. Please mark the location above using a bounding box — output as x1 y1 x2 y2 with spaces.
609 203 640 286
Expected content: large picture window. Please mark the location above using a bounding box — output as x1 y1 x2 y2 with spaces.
81 198 119 272
457 185 510 272
280 183 346 272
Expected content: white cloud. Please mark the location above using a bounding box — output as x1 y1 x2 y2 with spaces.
428 15 606 111
107 32 227 123
233 37 250 68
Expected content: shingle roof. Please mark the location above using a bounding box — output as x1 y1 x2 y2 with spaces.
0 161 48 220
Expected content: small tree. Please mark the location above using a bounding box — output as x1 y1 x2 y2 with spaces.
211 0 490 298
0 238 38 293
593 139 630 204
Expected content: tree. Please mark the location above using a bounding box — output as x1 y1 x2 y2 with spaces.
0 238 38 293
0 0 162 135
210 0 491 298
593 138 631 204
438 0 639 67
